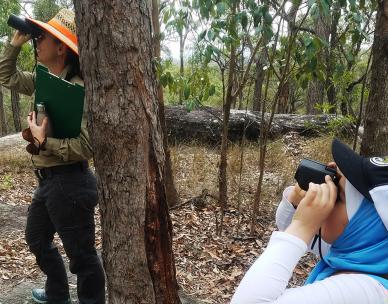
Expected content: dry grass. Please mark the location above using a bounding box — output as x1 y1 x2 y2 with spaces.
170 134 335 216
0 147 32 173
0 134 340 303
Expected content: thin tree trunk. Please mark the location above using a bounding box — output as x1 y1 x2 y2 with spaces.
360 0 388 156
218 2 238 233
74 1 181 303
326 3 340 113
11 90 21 132
0 87 7 136
277 82 289 113
237 45 244 110
152 0 180 207
342 13 372 116
306 13 330 114
252 55 265 111
278 1 300 114
179 33 184 104
250 4 309 234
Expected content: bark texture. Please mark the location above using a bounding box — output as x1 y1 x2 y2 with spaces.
326 3 340 113
277 0 300 114
306 14 330 114
252 53 265 112
218 4 237 212
360 0 388 156
74 1 180 303
0 87 7 136
11 90 21 132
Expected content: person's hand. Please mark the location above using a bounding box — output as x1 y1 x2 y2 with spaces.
287 183 306 208
27 112 47 146
285 175 337 244
10 31 31 47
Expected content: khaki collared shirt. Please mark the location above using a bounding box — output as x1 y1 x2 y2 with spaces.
0 43 93 168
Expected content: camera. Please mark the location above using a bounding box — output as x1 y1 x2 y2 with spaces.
7 14 42 38
294 158 339 191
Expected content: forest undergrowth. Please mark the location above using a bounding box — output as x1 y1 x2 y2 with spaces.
0 133 343 303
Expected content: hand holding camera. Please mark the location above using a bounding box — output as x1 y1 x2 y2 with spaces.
288 183 306 208
285 159 340 244
289 159 339 208
286 176 338 244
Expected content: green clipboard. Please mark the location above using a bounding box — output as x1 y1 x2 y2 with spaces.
34 64 84 139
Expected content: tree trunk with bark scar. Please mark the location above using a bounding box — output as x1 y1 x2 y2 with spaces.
74 1 181 303
11 90 21 132
361 0 388 156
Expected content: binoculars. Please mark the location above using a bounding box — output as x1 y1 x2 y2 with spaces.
294 159 339 191
7 14 42 38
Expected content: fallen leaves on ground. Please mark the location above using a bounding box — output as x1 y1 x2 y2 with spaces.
0 135 333 302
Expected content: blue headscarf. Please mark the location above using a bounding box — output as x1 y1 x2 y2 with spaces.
305 198 388 288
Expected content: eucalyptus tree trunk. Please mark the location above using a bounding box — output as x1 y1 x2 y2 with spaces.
252 53 265 112
306 13 330 114
342 12 373 116
74 1 181 303
325 2 340 113
237 44 245 110
286 2 299 114
360 0 388 156
218 2 238 231
0 87 7 136
11 90 21 132
178 25 188 105
152 0 181 207
278 0 300 113
179 32 185 104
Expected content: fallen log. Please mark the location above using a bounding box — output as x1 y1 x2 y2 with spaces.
0 106 355 148
164 106 354 144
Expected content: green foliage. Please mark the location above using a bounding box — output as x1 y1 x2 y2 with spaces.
157 59 222 108
163 64 219 109
18 43 36 71
33 0 60 21
1 88 33 133
158 0 373 117
314 102 336 114
0 0 20 39
0 174 13 190
327 115 356 135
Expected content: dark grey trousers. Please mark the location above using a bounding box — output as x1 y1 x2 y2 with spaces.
25 168 105 304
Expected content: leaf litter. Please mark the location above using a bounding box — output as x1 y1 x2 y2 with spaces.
0 134 334 303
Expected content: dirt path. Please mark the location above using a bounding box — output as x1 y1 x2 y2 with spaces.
0 133 24 152
0 198 79 304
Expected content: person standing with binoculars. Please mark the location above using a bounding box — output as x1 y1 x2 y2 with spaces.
0 9 105 304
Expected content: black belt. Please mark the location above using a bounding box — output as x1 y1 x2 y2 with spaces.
34 161 89 180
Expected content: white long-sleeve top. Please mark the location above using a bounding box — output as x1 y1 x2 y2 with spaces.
231 187 388 304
